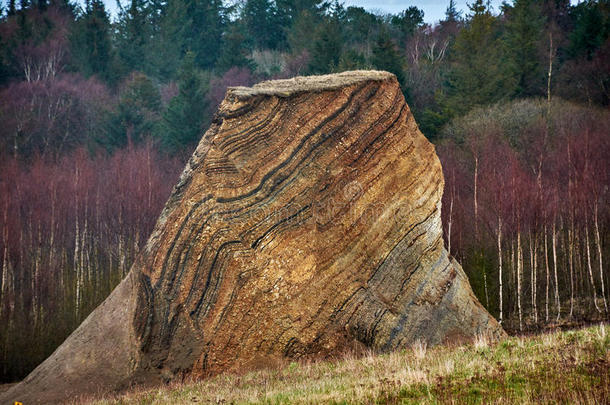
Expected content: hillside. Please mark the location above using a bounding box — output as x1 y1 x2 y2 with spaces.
83 324 609 404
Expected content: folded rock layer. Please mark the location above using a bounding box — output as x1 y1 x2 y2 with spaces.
2 71 504 404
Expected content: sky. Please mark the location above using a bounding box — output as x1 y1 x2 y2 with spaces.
2 0 580 25
101 0 506 24
345 0 580 22
343 0 504 23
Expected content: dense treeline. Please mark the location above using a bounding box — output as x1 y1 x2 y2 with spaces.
0 0 608 382
0 0 608 154
0 145 182 381
438 99 609 332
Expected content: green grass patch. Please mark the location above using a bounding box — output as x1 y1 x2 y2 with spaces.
87 324 609 405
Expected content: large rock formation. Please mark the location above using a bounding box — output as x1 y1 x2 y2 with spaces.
2 71 504 404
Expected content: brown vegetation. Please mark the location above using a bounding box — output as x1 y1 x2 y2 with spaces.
0 144 181 381
438 99 610 331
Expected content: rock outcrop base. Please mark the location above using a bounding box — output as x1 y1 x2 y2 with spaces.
2 71 504 404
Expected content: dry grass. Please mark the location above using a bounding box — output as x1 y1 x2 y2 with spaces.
85 324 609 404
228 70 393 98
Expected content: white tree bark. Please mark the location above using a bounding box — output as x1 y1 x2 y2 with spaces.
544 224 550 322
448 179 454 255
547 31 554 117
74 165 81 319
474 156 479 238
517 230 523 331
530 230 538 323
585 218 601 313
593 203 607 313
1 198 8 315
568 224 574 318
497 216 503 324
552 219 560 321
568 142 574 319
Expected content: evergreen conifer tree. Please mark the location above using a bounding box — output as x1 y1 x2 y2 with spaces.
371 26 406 86
243 0 282 50
445 0 460 22
160 51 209 153
71 0 114 82
503 0 546 97
307 15 343 74
343 6 380 47
102 73 162 150
445 0 510 114
8 0 17 16
568 0 610 60
115 0 153 74
216 23 256 74
151 0 190 81
337 49 368 71
390 6 424 46
189 0 225 69
276 0 327 28
286 9 319 53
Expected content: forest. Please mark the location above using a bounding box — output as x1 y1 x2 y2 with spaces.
0 0 608 383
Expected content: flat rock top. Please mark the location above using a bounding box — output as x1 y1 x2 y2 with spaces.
228 70 395 99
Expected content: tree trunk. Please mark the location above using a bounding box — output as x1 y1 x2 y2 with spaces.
474 156 478 239
530 229 538 324
497 216 503 324
517 230 523 331
484 269 489 309
544 224 550 322
585 218 601 313
568 224 575 318
448 175 454 255
593 203 607 313
568 142 574 319
83 198 89 289
1 198 8 316
74 165 81 320
547 31 553 118
147 145 153 211
552 219 560 321
511 238 515 319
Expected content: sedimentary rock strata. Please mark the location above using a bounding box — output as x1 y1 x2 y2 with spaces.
2 71 504 404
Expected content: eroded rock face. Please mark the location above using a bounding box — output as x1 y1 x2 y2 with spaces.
2 71 504 404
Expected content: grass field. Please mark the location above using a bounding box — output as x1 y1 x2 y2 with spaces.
87 324 609 404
